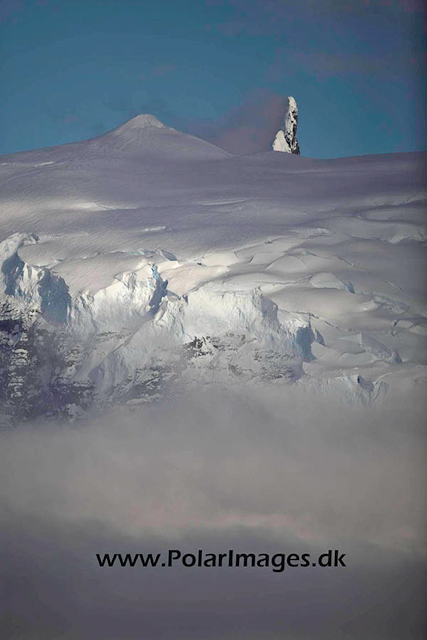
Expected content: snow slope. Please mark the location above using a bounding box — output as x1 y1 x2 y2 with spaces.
0 115 426 421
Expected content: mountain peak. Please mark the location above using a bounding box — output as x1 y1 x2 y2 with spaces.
114 114 168 132
96 113 172 151
272 97 300 155
92 112 229 160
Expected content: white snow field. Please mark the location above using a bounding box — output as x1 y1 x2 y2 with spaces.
0 114 426 420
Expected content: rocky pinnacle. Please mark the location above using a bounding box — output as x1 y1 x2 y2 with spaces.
272 96 300 155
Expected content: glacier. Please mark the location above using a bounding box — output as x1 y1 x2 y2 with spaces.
0 115 426 423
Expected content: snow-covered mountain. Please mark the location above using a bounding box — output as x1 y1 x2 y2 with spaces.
272 96 300 154
0 115 426 423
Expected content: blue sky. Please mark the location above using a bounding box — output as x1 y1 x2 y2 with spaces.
0 0 425 157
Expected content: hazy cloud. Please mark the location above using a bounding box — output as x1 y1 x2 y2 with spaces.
206 0 426 39
182 90 287 154
0 0 58 24
151 64 178 77
288 51 391 80
1 384 426 638
1 386 425 546
0 0 23 23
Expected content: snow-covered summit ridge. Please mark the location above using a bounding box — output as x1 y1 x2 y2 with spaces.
273 96 300 155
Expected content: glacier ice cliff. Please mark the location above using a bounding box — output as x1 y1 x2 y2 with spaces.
0 235 312 423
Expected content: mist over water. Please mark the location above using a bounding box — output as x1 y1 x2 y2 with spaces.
1 384 426 639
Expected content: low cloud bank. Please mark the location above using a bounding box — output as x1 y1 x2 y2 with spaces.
1 384 426 638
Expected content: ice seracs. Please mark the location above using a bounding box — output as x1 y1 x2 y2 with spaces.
272 96 300 155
